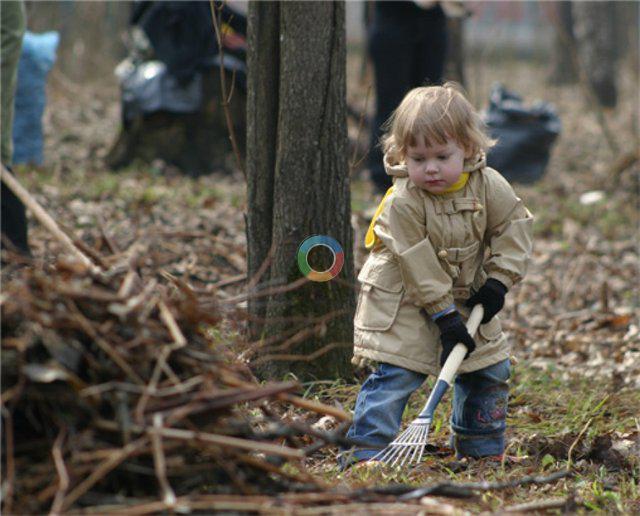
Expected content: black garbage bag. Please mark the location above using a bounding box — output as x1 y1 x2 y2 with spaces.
484 84 561 184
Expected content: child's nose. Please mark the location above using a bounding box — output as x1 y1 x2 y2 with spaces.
425 161 438 174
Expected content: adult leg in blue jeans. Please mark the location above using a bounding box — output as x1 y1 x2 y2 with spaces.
340 363 426 467
450 358 511 459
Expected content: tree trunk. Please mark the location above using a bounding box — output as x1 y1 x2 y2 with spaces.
246 1 354 381
445 16 466 88
572 1 617 108
612 1 639 65
547 1 577 85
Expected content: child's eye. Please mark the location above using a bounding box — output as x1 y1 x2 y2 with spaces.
438 155 450 160
410 157 424 162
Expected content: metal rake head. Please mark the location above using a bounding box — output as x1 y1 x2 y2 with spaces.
369 419 431 467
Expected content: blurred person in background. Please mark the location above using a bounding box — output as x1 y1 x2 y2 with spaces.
367 1 449 195
1 0 30 257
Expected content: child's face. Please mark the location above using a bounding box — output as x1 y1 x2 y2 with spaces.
405 138 468 194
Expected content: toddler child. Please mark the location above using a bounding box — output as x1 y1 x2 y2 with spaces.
342 83 533 467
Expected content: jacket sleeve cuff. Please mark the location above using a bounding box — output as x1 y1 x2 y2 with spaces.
430 303 457 321
423 295 456 316
487 270 516 290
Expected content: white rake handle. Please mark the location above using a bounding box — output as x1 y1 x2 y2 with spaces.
416 304 484 420
439 304 484 385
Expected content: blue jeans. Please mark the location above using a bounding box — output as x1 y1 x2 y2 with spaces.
341 359 510 466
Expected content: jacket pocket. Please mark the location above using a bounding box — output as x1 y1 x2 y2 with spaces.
354 257 404 332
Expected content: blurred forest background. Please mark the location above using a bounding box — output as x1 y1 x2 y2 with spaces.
2 1 639 513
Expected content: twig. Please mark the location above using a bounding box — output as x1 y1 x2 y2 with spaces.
220 374 352 422
149 414 176 508
107 278 158 319
162 382 302 425
554 308 593 321
398 470 572 500
600 280 610 313
560 254 589 306
49 427 69 516
206 273 247 290
71 235 110 269
81 376 204 398
98 218 120 254
222 276 310 305
246 239 278 291
504 494 579 513
61 437 149 511
84 496 271 515
235 452 319 485
0 164 101 274
245 310 347 358
156 427 306 459
117 270 139 298
209 0 245 178
1 405 16 514
252 341 352 365
134 345 172 424
567 417 593 468
67 300 145 384
295 503 434 515
157 300 187 348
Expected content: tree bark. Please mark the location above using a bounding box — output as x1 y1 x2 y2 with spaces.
246 1 354 381
445 16 466 88
547 1 577 85
572 1 617 108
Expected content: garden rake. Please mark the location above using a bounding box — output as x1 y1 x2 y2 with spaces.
370 304 484 467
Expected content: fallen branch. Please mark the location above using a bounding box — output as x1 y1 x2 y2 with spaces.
0 164 101 274
504 493 579 513
49 427 69 516
158 300 187 348
253 341 352 366
156 427 306 459
149 414 176 508
398 470 573 500
61 437 149 511
221 374 352 422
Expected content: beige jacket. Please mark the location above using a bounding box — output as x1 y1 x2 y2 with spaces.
353 151 533 376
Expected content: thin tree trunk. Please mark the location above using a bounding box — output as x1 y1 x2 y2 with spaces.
572 1 617 108
246 1 354 381
547 1 577 85
246 2 280 342
445 16 466 88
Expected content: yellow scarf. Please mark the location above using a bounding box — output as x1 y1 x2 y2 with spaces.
441 172 469 194
364 173 469 249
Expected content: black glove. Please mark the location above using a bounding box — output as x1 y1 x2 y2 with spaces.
435 311 476 367
465 279 508 324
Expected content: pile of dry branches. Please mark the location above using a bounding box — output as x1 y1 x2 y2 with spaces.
1 254 351 514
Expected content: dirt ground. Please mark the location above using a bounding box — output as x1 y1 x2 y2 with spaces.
8 51 640 513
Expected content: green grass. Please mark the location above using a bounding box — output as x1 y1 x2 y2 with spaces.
302 363 640 512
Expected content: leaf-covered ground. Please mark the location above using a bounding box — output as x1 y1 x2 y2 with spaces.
10 56 639 512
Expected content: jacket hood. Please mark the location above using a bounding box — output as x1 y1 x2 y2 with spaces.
383 146 487 178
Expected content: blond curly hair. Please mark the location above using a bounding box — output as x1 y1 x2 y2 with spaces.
381 82 496 162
